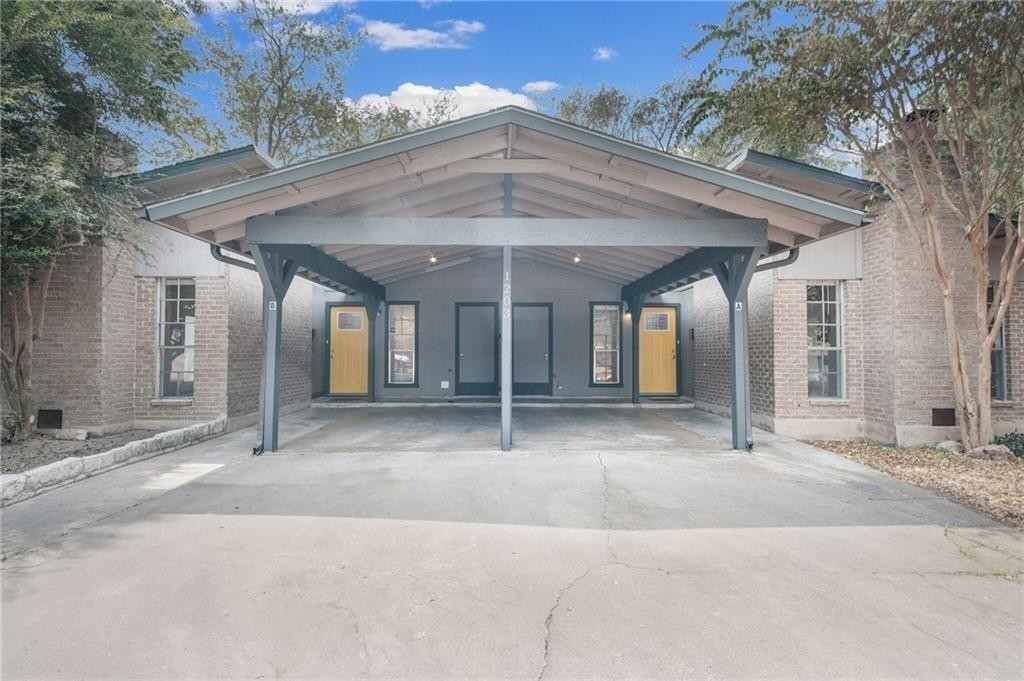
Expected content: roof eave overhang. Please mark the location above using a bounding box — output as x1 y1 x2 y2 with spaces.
142 107 866 228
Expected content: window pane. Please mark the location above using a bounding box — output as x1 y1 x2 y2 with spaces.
823 325 838 347
807 302 823 324
592 305 621 384
163 323 186 346
594 350 619 384
338 311 363 330
806 285 822 302
389 351 415 384
824 302 838 324
159 278 197 398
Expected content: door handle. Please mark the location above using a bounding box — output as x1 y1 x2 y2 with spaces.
460 353 465 357
544 353 549 360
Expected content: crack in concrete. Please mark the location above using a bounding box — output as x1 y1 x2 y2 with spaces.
595 452 617 562
910 621 989 664
537 564 602 681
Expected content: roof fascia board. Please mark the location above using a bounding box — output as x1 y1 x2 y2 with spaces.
728 148 880 195
130 145 275 185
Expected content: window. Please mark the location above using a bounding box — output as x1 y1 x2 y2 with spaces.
644 312 670 331
591 303 622 386
338 311 363 330
989 286 1007 400
807 282 843 398
386 302 417 386
158 278 195 398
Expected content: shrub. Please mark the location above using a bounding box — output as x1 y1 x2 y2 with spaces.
994 431 1024 458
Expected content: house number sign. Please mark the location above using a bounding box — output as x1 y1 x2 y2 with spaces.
268 301 278 311
502 271 512 319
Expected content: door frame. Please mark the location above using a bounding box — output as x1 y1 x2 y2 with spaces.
454 302 500 395
325 302 373 397
638 302 683 397
512 302 553 396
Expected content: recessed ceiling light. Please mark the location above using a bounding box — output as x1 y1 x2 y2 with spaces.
573 254 581 265
428 254 438 264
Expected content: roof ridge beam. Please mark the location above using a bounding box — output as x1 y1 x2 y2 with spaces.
247 215 769 248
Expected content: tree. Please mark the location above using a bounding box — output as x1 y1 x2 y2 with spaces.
553 76 841 167
554 78 705 153
201 0 359 164
1 0 198 441
689 1 1024 448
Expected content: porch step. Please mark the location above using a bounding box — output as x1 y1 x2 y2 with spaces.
311 396 696 409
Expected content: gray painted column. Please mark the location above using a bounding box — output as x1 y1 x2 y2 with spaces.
500 246 512 451
625 294 646 404
364 296 379 403
252 245 298 453
713 247 765 451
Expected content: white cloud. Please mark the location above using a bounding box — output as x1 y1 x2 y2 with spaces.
353 82 536 119
592 47 618 61
522 80 561 94
354 15 485 51
202 0 355 15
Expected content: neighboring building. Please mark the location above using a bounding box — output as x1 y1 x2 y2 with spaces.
5 116 1020 447
3 147 314 435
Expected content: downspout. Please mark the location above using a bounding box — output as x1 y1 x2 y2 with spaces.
754 248 800 273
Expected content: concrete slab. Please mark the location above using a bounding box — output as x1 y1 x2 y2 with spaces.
2 407 1022 680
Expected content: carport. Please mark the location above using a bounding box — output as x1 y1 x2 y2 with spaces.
138 106 864 452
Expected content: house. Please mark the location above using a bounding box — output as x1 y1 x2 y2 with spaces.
9 108 1020 448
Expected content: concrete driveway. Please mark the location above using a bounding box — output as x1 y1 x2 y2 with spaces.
3 406 1022 680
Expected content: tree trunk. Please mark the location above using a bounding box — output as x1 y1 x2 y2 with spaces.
1 283 35 443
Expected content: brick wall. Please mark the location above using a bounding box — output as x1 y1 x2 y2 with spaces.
133 276 230 427
994 284 1024 432
21 246 106 430
100 245 138 430
226 266 312 424
692 270 774 426
771 277 865 439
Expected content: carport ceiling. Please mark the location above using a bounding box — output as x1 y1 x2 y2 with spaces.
140 107 864 292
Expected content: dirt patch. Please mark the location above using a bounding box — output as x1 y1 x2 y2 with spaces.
2 430 161 475
813 440 1024 528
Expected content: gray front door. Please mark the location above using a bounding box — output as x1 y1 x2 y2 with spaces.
512 303 552 395
455 303 498 395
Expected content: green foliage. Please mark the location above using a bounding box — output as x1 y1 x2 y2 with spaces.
994 432 1024 459
554 78 709 154
201 0 359 164
687 1 1024 448
1 0 197 440
1 0 197 288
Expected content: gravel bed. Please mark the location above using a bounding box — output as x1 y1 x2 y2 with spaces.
2 430 161 474
812 440 1024 528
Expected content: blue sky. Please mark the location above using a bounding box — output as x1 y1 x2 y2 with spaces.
191 1 731 128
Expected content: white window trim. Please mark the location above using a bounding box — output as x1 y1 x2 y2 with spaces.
156 277 196 400
806 281 845 400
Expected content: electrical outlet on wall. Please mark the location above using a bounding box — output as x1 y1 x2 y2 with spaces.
441 380 450 389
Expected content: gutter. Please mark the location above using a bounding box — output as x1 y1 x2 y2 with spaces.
210 244 257 272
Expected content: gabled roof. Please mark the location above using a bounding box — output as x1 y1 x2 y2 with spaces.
138 106 868 292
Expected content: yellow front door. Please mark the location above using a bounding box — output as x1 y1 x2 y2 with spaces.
329 306 369 394
639 306 677 394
